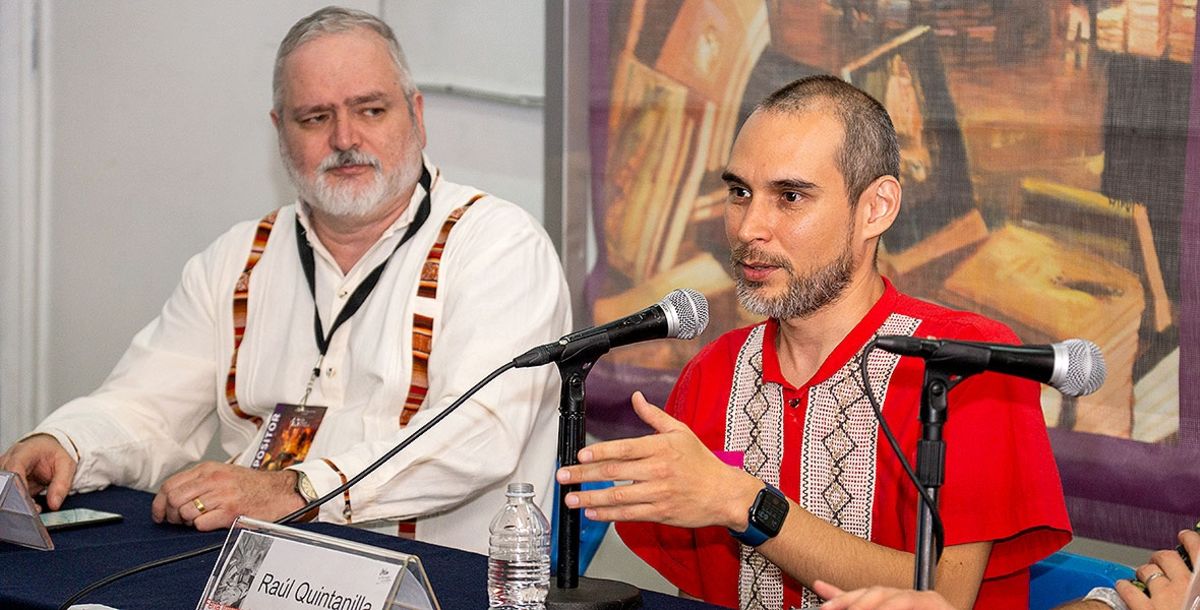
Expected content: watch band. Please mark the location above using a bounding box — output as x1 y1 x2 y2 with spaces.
730 482 788 547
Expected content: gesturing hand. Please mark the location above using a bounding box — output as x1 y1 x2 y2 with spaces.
555 391 761 530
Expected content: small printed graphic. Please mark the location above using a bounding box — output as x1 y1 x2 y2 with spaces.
377 567 395 585
206 532 274 609
251 404 327 471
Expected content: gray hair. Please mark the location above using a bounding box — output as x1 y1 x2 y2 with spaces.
273 6 416 113
756 74 900 207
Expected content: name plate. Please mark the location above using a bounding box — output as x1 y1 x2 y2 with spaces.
0 470 53 551
196 517 440 610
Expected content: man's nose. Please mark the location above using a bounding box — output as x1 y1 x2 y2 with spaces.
734 199 773 244
330 115 361 152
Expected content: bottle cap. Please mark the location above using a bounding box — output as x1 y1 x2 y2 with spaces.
506 482 535 497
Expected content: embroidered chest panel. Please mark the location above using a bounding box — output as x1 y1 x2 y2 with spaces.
724 313 920 610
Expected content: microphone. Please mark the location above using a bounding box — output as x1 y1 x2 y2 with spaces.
513 288 710 368
873 335 1107 397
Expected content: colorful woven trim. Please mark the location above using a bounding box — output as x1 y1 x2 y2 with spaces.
225 209 279 427
320 457 353 523
400 194 484 427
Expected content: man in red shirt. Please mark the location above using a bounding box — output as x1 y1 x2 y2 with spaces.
556 75 1071 609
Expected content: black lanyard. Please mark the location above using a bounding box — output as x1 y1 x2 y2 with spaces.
295 165 433 365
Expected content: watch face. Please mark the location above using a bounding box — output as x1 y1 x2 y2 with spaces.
752 487 789 537
296 472 318 502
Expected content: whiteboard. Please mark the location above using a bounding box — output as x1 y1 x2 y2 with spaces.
382 0 544 98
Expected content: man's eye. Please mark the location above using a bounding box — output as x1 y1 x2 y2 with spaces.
363 107 385 117
728 186 750 199
300 114 328 125
783 192 802 203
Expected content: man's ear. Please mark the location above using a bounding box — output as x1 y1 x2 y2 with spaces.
857 175 902 240
270 109 282 131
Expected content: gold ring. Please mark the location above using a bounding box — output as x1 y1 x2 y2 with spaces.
1144 571 1166 585
192 497 207 514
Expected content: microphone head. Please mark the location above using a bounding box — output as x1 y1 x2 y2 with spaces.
1052 339 1107 397
661 289 710 340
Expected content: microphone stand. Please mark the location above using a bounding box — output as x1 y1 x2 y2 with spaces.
546 335 643 610
912 343 981 590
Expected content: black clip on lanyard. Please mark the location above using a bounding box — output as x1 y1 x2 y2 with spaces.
292 166 433 407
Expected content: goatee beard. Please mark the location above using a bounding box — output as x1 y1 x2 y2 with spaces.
730 241 854 320
283 147 406 219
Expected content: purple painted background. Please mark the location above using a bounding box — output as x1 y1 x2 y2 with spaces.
577 0 1199 550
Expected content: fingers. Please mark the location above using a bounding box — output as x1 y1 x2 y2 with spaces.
1148 546 1189 580
818 587 871 609
1179 529 1200 567
1115 579 1153 610
556 436 663 485
1134 557 1175 602
816 586 955 610
811 580 845 599
562 479 660 514
153 463 220 526
44 449 78 511
192 506 237 532
630 391 683 434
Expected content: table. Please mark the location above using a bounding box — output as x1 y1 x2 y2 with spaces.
0 487 717 610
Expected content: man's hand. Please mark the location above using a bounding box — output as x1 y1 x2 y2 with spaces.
811 581 957 610
151 462 305 531
555 391 761 530
0 434 76 510
1117 529 1200 610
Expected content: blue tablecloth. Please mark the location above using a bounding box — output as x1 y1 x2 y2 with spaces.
0 487 716 610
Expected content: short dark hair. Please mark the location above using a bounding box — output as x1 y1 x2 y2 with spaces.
756 75 899 206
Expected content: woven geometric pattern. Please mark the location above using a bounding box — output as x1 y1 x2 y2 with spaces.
723 315 920 609
795 313 918 607
725 325 785 610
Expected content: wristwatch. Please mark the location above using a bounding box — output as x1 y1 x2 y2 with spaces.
293 470 319 504
730 483 789 547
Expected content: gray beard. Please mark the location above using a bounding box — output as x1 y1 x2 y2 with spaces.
731 239 855 321
281 146 416 220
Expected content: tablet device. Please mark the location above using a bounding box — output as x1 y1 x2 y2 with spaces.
39 507 123 531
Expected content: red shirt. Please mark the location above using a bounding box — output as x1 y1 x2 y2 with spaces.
616 280 1071 609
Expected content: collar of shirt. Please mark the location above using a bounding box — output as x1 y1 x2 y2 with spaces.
760 278 900 390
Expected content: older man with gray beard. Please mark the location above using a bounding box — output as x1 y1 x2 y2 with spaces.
0 6 570 554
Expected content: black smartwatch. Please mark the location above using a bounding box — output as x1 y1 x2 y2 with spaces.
730 482 789 547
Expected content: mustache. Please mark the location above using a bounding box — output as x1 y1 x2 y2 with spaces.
730 244 793 272
317 149 381 173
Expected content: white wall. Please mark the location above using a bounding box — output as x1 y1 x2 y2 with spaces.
13 0 545 419
390 0 546 220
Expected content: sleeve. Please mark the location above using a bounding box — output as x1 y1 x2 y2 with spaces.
292 201 572 523
935 318 1073 579
30 226 254 492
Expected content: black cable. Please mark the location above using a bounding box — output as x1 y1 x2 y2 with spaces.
858 339 945 562
58 360 516 610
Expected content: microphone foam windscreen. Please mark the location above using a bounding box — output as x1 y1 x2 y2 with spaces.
1061 339 1107 397
663 289 710 340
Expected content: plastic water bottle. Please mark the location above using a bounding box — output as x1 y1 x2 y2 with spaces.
488 482 551 609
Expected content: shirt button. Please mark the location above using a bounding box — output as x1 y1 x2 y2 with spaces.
789 398 800 409
337 290 349 299
326 367 337 378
